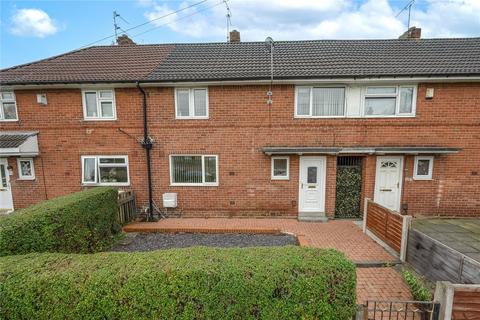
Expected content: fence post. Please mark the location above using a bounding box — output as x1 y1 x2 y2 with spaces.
399 215 412 262
363 198 369 233
434 281 454 320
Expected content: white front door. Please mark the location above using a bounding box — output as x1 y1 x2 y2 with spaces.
374 156 403 212
299 156 326 213
0 158 14 212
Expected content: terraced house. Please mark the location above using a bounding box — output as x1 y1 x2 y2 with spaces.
1 30 479 219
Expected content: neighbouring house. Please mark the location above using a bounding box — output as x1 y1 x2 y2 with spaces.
1 29 479 219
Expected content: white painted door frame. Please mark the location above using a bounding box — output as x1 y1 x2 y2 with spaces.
0 158 14 212
298 156 326 214
374 156 404 212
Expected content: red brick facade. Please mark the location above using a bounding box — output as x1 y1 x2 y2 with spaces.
2 82 479 217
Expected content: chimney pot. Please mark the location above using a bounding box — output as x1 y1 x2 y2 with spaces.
229 30 240 43
399 26 421 39
117 34 136 46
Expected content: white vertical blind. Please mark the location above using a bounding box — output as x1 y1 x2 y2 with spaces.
85 92 98 117
312 87 345 116
296 87 310 115
399 87 413 114
193 89 207 116
172 156 203 183
176 89 190 117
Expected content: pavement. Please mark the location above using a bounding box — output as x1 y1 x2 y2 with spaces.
413 218 480 263
124 218 413 303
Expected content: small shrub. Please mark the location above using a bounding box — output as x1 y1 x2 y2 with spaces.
0 187 120 256
0 247 357 320
402 270 432 301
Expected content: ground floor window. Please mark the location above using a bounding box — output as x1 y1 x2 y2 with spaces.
414 156 434 180
81 155 129 186
17 158 35 180
170 155 218 186
271 156 289 180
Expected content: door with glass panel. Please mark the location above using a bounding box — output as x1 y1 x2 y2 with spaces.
0 158 14 212
374 156 403 212
298 157 326 213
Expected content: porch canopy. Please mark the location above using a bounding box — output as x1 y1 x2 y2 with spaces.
0 131 39 157
262 146 460 155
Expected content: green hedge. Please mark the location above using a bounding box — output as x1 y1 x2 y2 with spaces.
0 247 356 320
0 187 120 256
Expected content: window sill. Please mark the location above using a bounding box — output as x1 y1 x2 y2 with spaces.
0 119 19 122
18 177 35 181
82 118 117 122
175 117 209 120
170 183 218 187
271 177 289 181
413 177 432 181
82 182 130 187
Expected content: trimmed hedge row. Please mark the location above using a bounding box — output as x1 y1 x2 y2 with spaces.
0 187 120 256
0 247 356 320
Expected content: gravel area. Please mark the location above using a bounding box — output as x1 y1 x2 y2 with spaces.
110 232 298 252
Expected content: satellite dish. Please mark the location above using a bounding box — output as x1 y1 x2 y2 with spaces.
265 37 274 52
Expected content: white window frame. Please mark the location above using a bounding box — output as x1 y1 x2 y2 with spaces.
17 158 35 180
413 156 434 180
0 91 19 121
174 88 209 119
81 155 130 186
271 156 290 180
362 85 417 118
294 86 347 118
169 154 218 186
81 89 117 120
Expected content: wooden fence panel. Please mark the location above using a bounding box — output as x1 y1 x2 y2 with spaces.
407 229 480 284
365 200 405 254
452 287 480 320
117 190 136 225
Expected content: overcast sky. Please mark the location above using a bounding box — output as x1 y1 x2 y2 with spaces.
1 0 479 68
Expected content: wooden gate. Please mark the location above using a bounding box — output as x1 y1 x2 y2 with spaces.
117 190 136 224
335 156 363 219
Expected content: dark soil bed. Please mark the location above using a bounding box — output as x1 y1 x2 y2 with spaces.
111 232 298 252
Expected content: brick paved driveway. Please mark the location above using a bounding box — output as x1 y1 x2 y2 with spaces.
124 218 412 303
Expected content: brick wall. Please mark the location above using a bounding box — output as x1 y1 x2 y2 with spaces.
2 83 479 217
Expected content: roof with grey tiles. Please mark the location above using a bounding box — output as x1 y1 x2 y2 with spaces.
1 38 480 85
147 38 480 82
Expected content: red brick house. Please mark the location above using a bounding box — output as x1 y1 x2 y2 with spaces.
1 31 479 219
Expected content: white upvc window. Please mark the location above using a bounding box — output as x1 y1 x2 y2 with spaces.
413 156 434 180
17 158 35 180
170 155 218 186
82 89 116 120
295 86 346 117
0 91 18 121
363 85 416 117
271 156 289 180
81 155 129 186
175 88 209 119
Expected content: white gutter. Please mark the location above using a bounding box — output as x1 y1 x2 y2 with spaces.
2 76 480 90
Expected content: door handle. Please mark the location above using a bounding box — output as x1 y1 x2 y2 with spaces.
380 188 392 192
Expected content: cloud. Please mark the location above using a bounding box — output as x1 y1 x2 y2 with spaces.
10 8 58 38
141 0 480 41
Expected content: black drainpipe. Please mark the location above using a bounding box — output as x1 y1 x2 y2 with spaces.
136 82 154 221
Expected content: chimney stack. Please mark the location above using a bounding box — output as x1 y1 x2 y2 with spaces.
117 34 136 46
399 26 421 39
229 30 240 43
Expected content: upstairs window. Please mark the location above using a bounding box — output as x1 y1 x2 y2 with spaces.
81 155 129 185
170 155 218 186
175 88 208 119
295 87 345 117
82 90 116 120
0 92 18 121
364 86 416 117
